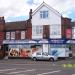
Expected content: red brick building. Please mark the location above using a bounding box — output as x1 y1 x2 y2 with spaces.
62 17 72 39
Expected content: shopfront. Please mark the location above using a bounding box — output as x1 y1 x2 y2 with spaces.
3 40 43 58
3 39 71 58
48 39 70 58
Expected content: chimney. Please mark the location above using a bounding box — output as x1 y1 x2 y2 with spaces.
29 9 32 19
0 16 5 31
0 16 4 21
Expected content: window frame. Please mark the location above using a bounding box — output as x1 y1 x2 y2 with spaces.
40 11 48 19
6 32 10 40
21 31 25 39
32 25 43 36
11 31 15 40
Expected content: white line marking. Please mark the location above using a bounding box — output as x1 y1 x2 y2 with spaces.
16 74 26 75
72 74 75 75
37 70 61 75
7 69 36 74
0 68 17 72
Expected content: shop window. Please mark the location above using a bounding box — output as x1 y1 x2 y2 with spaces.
6 32 10 39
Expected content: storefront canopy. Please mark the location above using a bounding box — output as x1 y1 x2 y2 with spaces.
3 39 48 44
3 39 74 44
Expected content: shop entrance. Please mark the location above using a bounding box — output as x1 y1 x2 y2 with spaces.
3 44 9 56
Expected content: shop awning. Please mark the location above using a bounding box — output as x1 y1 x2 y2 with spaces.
3 40 37 44
67 39 75 44
48 39 68 44
3 39 48 44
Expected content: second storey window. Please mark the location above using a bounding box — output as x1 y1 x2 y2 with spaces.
33 26 43 35
21 31 25 39
6 32 10 39
50 25 61 38
11 32 15 40
40 11 48 19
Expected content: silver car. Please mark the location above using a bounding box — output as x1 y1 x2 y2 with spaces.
31 52 58 62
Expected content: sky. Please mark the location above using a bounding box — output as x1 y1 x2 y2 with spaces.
0 0 75 22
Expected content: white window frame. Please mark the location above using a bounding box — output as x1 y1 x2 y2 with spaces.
40 11 48 19
50 25 61 38
32 25 43 39
33 26 43 35
21 31 25 39
11 32 15 40
6 32 10 40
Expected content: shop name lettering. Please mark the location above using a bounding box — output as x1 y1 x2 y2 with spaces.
4 40 29 44
50 40 64 43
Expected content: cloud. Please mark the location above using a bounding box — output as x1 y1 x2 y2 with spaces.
0 0 75 22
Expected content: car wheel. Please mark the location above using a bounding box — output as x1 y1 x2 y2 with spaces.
50 58 54 62
33 57 37 61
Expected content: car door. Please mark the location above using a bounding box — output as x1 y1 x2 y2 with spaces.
42 52 49 60
36 52 42 60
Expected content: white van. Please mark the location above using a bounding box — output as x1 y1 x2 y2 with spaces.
31 52 58 62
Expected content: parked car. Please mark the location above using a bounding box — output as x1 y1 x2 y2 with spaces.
31 52 58 62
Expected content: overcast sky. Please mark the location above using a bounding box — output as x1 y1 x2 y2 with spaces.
0 0 75 22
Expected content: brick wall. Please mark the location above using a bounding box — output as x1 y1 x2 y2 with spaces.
62 17 72 39
0 17 5 44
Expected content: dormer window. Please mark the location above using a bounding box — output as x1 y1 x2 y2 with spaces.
40 11 48 19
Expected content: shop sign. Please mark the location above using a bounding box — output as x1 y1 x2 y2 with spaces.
48 39 67 44
3 40 37 44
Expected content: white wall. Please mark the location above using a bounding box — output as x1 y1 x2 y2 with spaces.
32 5 61 39
43 44 48 52
32 6 61 26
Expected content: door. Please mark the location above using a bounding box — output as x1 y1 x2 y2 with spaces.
42 52 49 60
36 52 42 60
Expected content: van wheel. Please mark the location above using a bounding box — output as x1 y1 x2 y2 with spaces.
50 58 54 62
33 57 37 61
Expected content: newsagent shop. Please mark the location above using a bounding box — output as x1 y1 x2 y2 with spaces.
3 39 71 58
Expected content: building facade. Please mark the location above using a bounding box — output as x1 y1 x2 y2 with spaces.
0 2 73 58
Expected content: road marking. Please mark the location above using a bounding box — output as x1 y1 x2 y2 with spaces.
7 69 36 74
37 70 61 75
72 74 75 75
38 69 53 71
0 68 17 72
16 74 26 75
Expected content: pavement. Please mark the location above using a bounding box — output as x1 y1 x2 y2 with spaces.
0 57 75 75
